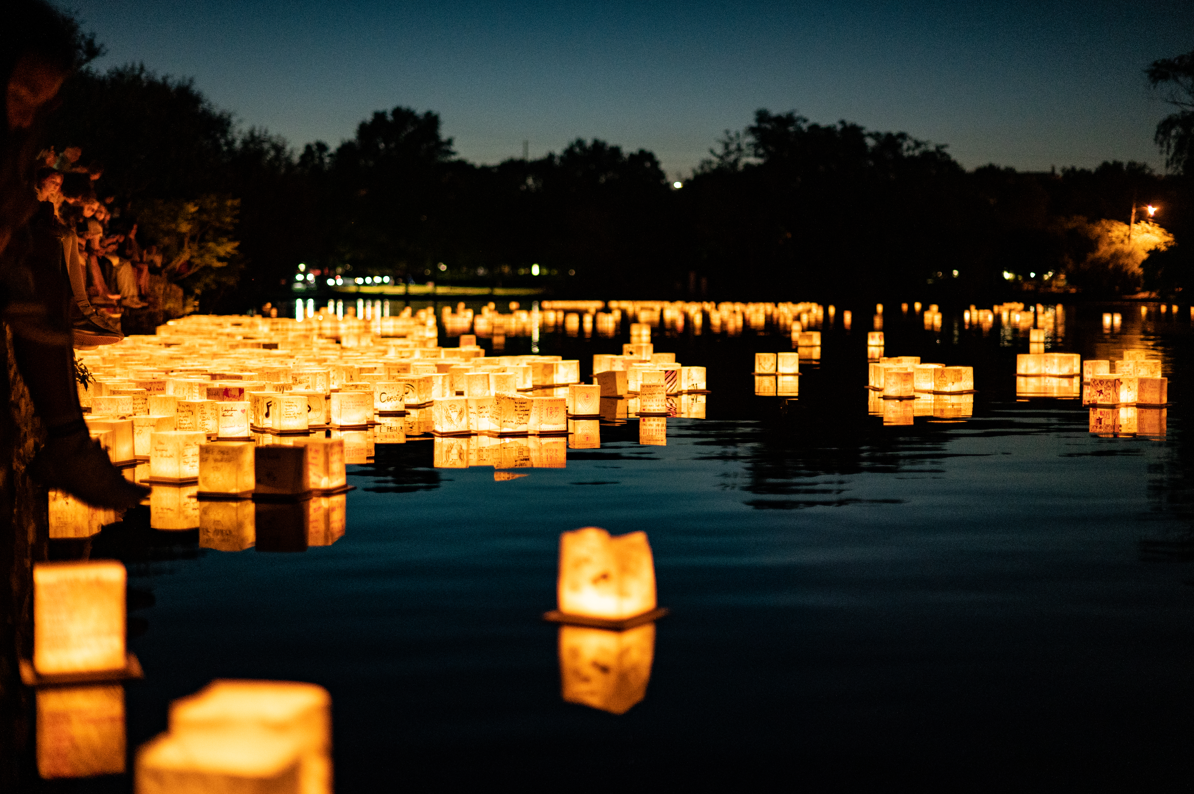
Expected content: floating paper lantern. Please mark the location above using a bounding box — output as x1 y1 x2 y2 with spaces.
529 396 567 434
465 396 495 434
567 384 601 416
33 561 126 676
109 387 148 416
637 384 668 416
37 684 125 778
882 369 914 399
596 370 627 397
432 397 471 435
554 528 659 624
48 489 107 539
754 353 776 374
149 430 205 482
168 680 331 794
867 331 884 346
255 446 312 496
274 395 309 433
558 623 654 715
135 727 302 794
1083 360 1110 382
496 394 532 435
776 352 799 375
1086 376 1121 406
199 501 255 552
147 394 177 417
797 331 821 347
90 395 134 418
150 484 201 531
1118 376 1139 404
913 364 943 392
464 372 492 399
249 392 280 429
1016 354 1044 376
1041 353 1080 377
639 416 667 446
931 366 974 393
217 402 250 439
329 391 372 427
1137 377 1168 405
291 438 346 491
372 382 406 413
1102 313 1112 331
199 442 256 496
680 366 706 392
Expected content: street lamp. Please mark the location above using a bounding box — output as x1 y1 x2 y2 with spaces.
1129 202 1159 246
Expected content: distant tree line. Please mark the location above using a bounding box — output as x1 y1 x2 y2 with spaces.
42 41 1194 310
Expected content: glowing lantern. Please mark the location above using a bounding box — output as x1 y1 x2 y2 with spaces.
48 488 109 539
775 352 799 375
249 392 280 429
680 366 706 392
109 387 148 416
134 727 303 794
551 528 662 626
465 372 492 398
90 395 134 417
432 397 471 435
639 416 667 445
290 437 346 491
496 394 532 434
199 442 256 496
1029 328 1045 344
1083 360 1110 381
797 331 821 347
1042 353 1080 377
255 446 312 496
638 384 668 415
1118 376 1140 404
33 561 127 676
329 391 372 427
167 679 331 794
1016 354 1044 376
371 382 405 413
1086 376 1121 406
37 684 125 778
147 394 177 417
529 396 567 434
596 370 628 396
464 396 494 434
166 378 207 401
567 384 601 416
882 369 914 399
754 353 776 374
913 364 943 392
931 366 974 393
149 430 205 482
1137 377 1168 405
199 501 256 551
273 395 309 433
867 331 884 346
216 402 250 439
85 417 136 465
150 484 201 530
1102 313 1112 331
558 623 654 715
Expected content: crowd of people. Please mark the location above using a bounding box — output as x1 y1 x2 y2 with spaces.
33 145 161 344
1 0 149 510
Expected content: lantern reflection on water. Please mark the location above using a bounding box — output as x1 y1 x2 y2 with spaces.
49 489 108 539
559 623 655 715
151 484 200 531
37 684 125 778
568 419 601 449
640 416 667 446
167 679 331 794
199 500 256 551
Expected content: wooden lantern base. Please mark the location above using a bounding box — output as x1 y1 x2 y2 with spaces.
20 653 143 687
543 607 669 631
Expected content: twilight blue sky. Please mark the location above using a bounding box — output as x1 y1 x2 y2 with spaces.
66 0 1193 178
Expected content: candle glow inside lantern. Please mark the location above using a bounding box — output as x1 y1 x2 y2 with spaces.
274 394 309 433
168 679 332 794
567 384 601 416
882 369 914 399
134 727 303 794
680 366 706 392
867 331 884 346
149 430 205 482
1083 360 1110 381
291 437 346 491
371 382 405 413
432 397 471 435
931 366 974 393
33 561 127 676
147 394 177 417
548 527 665 628
496 394 532 435
558 623 655 715
329 391 372 427
775 352 799 375
199 442 256 496
36 684 126 778
85 418 136 465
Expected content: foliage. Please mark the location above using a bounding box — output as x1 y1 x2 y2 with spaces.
1059 217 1174 293
1147 49 1194 176
133 194 240 293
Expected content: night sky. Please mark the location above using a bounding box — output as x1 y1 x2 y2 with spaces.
67 0 1194 178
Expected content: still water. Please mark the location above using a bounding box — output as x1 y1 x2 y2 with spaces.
48 303 1194 788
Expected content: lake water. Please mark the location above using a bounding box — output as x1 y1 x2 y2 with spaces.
34 302 1194 789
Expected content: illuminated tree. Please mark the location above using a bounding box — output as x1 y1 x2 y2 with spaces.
1147 49 1194 176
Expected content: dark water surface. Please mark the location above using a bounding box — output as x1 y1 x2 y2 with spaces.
48 304 1194 788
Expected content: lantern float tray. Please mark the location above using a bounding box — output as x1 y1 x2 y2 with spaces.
19 653 144 687
250 490 314 504
139 476 199 485
195 490 255 501
543 607 669 631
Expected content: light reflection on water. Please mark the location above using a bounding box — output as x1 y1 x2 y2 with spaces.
41 302 1194 787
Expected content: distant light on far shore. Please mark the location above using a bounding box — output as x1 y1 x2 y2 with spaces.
672 181 682 189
